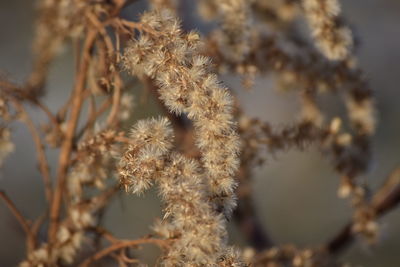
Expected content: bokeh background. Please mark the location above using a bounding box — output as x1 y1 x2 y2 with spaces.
1 0 400 266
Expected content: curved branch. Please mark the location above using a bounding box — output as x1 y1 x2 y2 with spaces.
0 191 35 252
79 238 168 266
10 99 53 202
325 168 400 254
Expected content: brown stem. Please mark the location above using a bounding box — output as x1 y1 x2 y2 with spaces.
48 28 98 244
105 75 122 127
0 191 35 252
31 99 59 126
79 238 168 266
0 79 60 133
76 97 112 140
325 167 400 254
88 226 119 243
10 99 53 202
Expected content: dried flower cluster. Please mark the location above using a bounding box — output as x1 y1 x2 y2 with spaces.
123 11 241 216
119 117 238 266
0 0 399 266
302 0 353 60
200 0 253 63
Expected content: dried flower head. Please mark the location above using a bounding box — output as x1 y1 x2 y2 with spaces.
119 118 241 265
303 0 353 60
1 1 396 266
123 10 241 215
0 127 14 166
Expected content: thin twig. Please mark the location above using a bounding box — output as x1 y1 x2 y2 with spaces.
10 99 53 202
76 97 112 140
79 238 168 267
0 191 35 252
88 226 119 243
31 99 59 126
325 167 400 254
48 28 98 244
0 79 59 129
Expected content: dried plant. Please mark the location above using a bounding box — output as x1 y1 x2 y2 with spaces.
0 0 399 266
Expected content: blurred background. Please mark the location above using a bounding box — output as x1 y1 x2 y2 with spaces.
1 0 400 266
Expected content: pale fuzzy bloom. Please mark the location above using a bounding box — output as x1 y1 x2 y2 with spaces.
329 117 342 134
336 133 352 146
31 247 48 261
152 218 177 239
58 232 84 264
29 0 86 88
52 128 118 264
67 154 110 202
67 129 119 202
20 246 49 267
302 0 353 60
303 0 340 16
59 245 76 264
119 117 173 194
38 225 85 265
219 247 249 267
71 232 84 249
29 0 119 89
0 98 12 120
78 129 118 153
300 93 323 127
338 175 353 198
214 0 253 63
346 97 376 135
68 166 92 198
43 122 63 148
123 11 241 215
0 127 14 166
129 117 174 154
119 119 233 266
19 239 83 266
198 0 254 63
119 93 135 121
19 262 30 267
159 153 228 265
70 208 95 228
352 191 379 243
56 226 71 243
242 247 256 264
48 209 90 264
